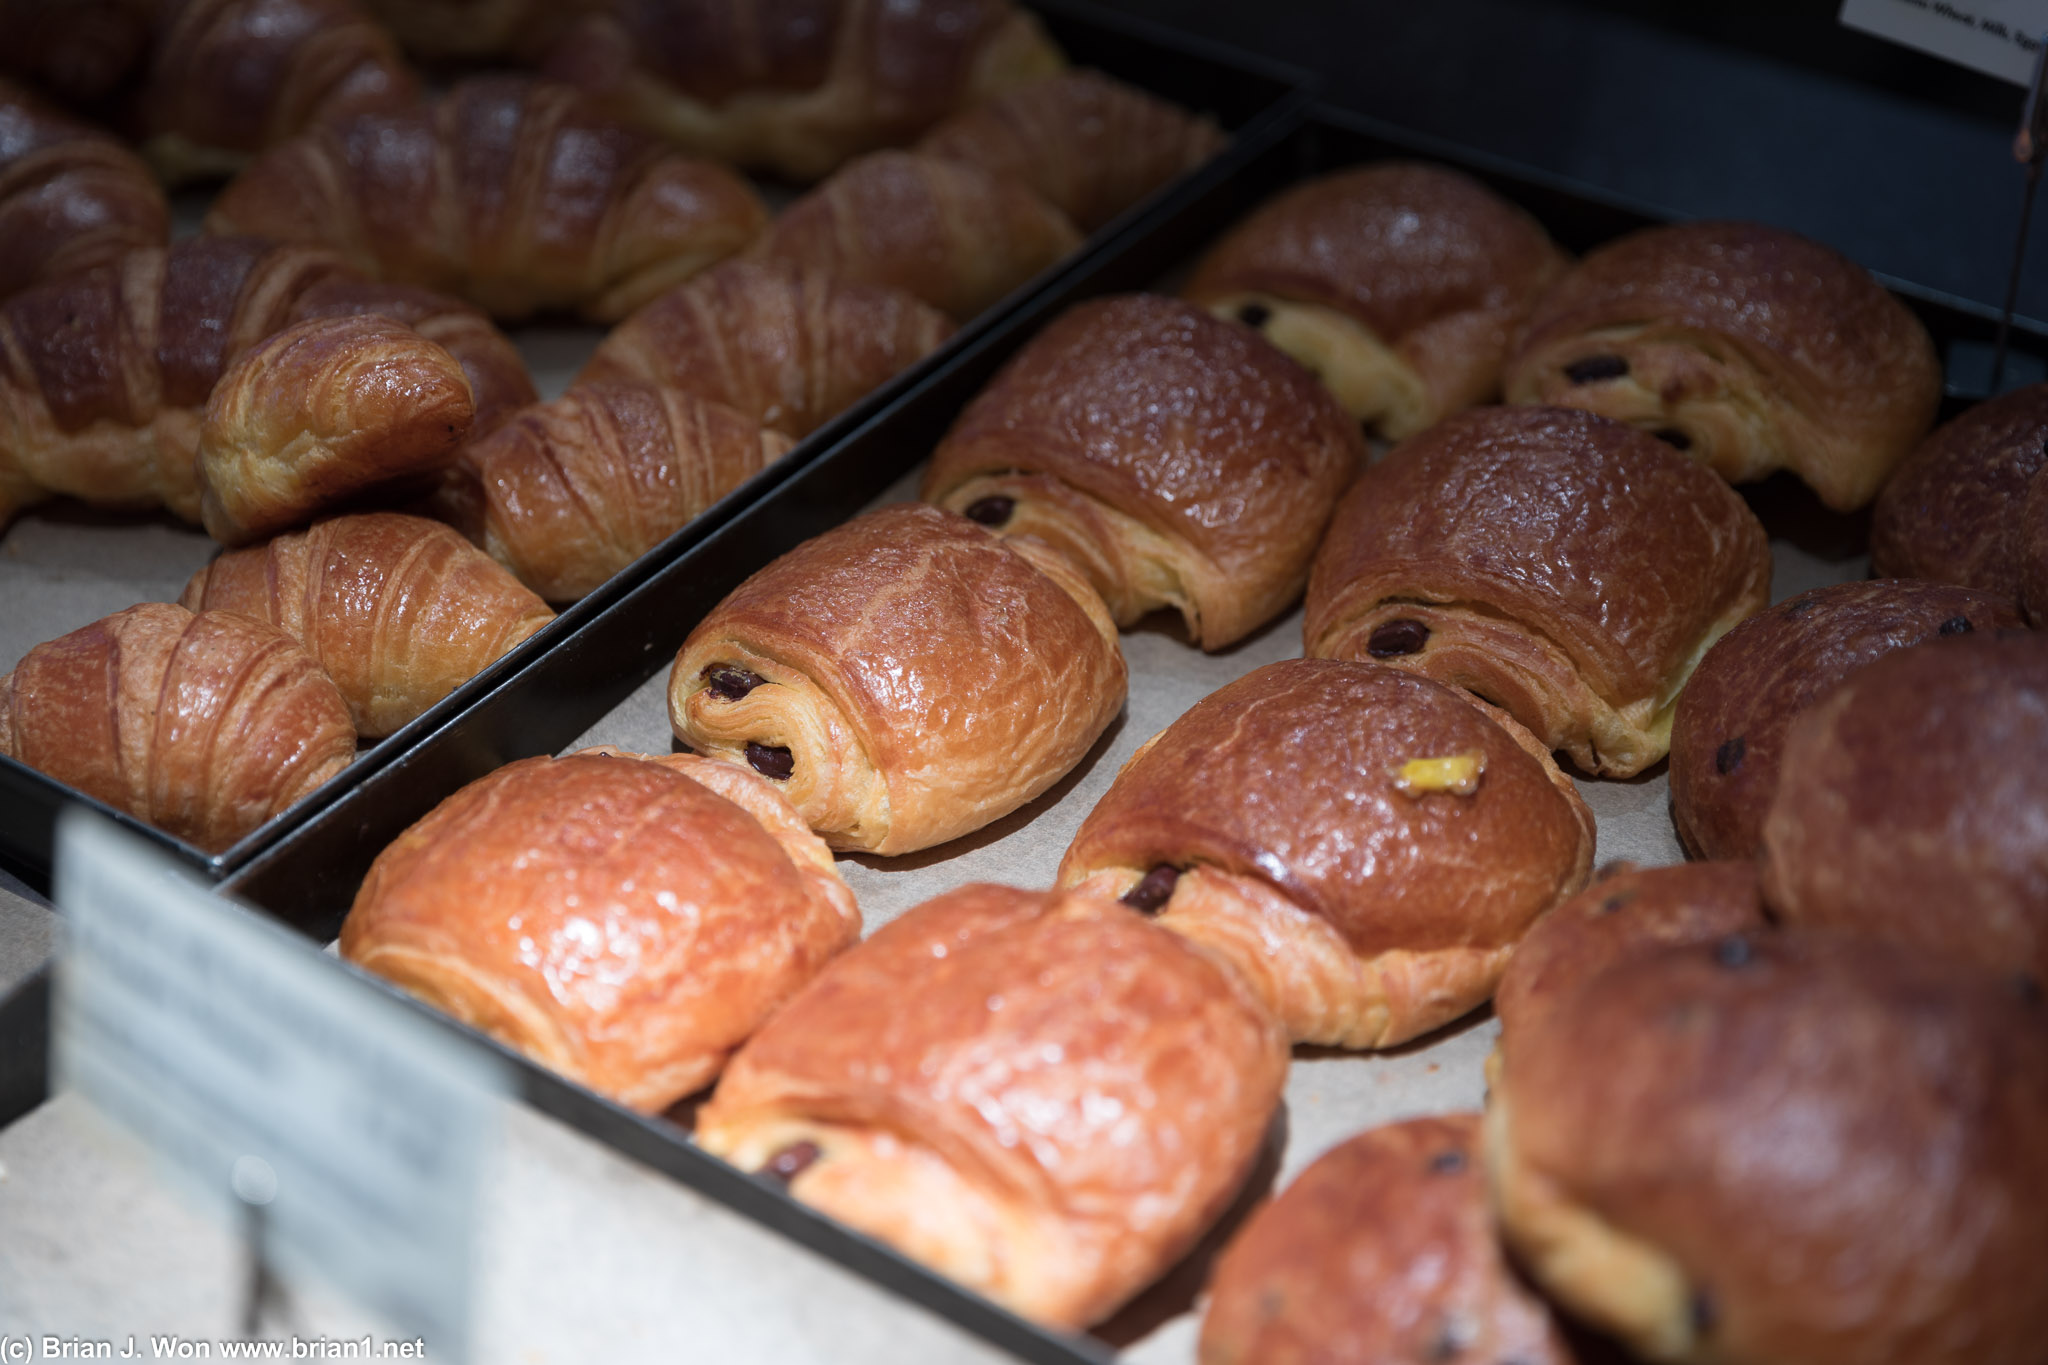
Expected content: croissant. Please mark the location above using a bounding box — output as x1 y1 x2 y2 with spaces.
341 748 860 1112
542 0 1065 183
437 383 792 603
916 69 1225 232
138 0 418 185
179 512 553 738
669 503 1127 855
752 150 1080 321
695 882 1287 1331
0 602 356 851
205 75 770 322
574 259 954 440
0 77 167 301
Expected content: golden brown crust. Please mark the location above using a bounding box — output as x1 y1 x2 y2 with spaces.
0 77 167 301
1200 1114 1573 1365
923 294 1365 649
1871 382 2048 600
575 259 954 439
1304 406 1771 777
669 502 1126 855
0 602 354 851
1503 220 1941 512
1759 631 2048 983
1669 580 2022 861
340 750 859 1112
1489 932 2048 1365
179 511 553 739
695 882 1287 1331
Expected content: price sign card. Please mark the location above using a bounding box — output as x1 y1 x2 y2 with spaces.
51 812 508 1361
1841 0 2048 84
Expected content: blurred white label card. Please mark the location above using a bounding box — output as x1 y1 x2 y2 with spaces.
52 811 508 1361
1840 0 2048 84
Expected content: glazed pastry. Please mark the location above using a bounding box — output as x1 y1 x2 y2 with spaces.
1669 580 2021 861
1200 1114 1573 1365
1183 162 1568 441
440 383 793 602
924 294 1364 650
196 315 474 545
696 882 1287 1331
1760 631 2048 983
179 512 553 738
575 259 955 440
669 502 1126 855
2023 474 2048 626
341 749 860 1112
1871 381 2048 602
205 75 769 321
542 0 1065 182
0 77 167 301
1305 406 1771 778
916 69 1225 232
752 150 1080 322
1487 931 2048 1365
0 602 355 851
1059 659 1593 1049
1503 220 1941 512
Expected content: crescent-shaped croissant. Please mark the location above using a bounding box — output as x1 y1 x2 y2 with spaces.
0 77 168 302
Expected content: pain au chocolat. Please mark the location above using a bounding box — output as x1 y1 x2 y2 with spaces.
669 502 1125 855
695 882 1287 1332
340 749 859 1112
1059 659 1594 1049
1183 161 1568 441
1305 406 1770 778
1503 220 1940 512
923 294 1364 650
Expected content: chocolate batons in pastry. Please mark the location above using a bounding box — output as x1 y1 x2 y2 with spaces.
341 749 859 1113
1183 162 1568 441
0 77 167 301
1760 631 2048 983
1486 932 2048 1365
1199 1114 1575 1365
1060 659 1593 1049
916 69 1225 232
196 314 475 545
670 503 1126 855
1305 406 1771 778
1669 580 2021 862
180 512 553 739
1503 220 1941 512
0 603 355 851
574 259 955 440
924 294 1365 650
696 882 1287 1331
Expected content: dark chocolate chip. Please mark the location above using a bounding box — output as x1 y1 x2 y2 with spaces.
963 495 1014 527
1121 864 1181 914
1652 427 1693 451
1691 1289 1718 1337
1715 736 1746 775
1939 615 1973 636
762 1140 821 1184
2015 974 2043 1006
1236 302 1272 328
746 742 795 780
1367 618 1430 657
1714 935 1754 969
702 664 766 701
1563 354 1629 384
1428 1148 1468 1175
1598 888 1640 916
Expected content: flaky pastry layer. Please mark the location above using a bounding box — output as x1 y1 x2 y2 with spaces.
1199 292 1432 439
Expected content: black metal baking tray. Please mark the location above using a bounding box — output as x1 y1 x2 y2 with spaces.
0 0 1314 895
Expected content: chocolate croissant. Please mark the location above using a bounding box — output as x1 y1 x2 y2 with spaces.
916 69 1226 232
1503 220 1941 511
669 502 1127 855
197 314 475 545
179 511 553 738
923 294 1365 650
205 75 769 321
1183 162 1568 441
695 882 1287 1331
574 259 955 440
341 748 860 1112
439 383 793 603
1059 659 1594 1049
1305 406 1771 778
0 602 355 851
0 76 167 301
